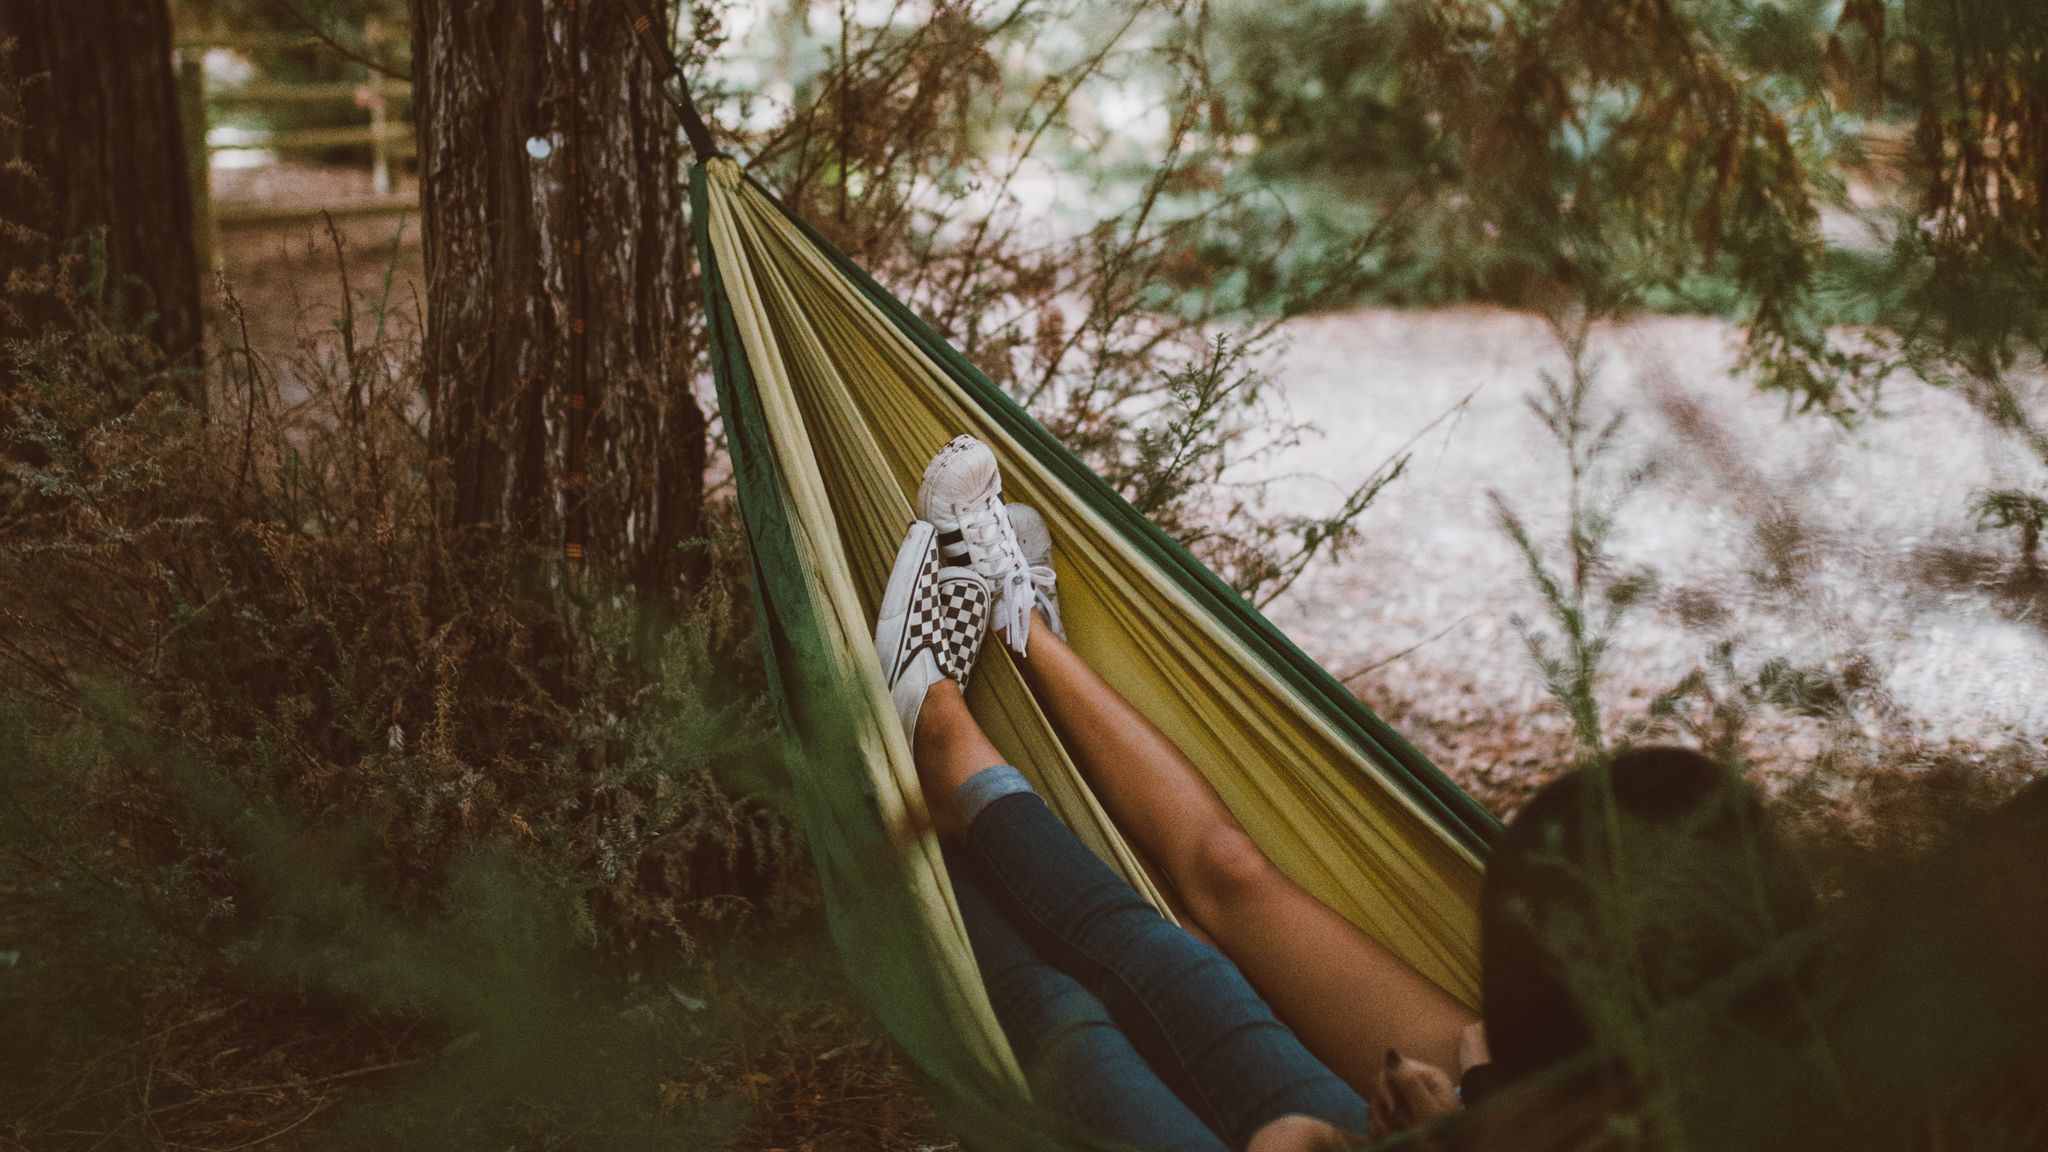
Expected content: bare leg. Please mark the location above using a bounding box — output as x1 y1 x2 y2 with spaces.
913 676 1359 1139
1013 615 1475 1080
912 681 1007 835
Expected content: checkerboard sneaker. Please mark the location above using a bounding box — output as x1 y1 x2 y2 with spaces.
917 435 1037 655
874 520 993 741
1005 502 1064 642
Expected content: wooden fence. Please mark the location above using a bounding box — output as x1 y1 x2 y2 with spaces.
176 26 416 270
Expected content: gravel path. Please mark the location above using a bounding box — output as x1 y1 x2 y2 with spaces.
1254 306 2048 800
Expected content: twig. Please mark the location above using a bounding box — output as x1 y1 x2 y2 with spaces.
322 212 361 428
1247 386 1482 609
11 1005 243 1130
197 1096 333 1151
272 0 410 81
1339 611 1480 681
143 1059 423 1118
221 276 263 505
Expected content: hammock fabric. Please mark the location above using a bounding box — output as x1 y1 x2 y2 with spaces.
690 154 1499 1135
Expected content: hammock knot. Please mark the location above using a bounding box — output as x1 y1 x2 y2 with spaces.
707 156 743 190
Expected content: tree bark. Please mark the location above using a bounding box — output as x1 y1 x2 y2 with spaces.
0 0 204 372
412 0 706 590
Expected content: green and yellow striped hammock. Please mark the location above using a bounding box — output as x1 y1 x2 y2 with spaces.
691 155 1498 1144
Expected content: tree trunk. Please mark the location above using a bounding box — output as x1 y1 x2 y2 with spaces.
412 0 706 590
0 0 204 373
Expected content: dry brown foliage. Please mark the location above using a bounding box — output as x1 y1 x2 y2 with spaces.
0 229 877 1147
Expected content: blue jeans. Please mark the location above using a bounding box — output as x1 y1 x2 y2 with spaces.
949 766 1371 1151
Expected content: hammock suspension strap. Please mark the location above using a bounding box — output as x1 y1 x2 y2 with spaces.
619 0 720 161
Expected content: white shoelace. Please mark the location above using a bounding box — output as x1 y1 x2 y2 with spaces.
950 494 1036 655
1025 560 1060 638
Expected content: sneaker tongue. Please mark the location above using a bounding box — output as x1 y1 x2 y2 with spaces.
949 496 1022 575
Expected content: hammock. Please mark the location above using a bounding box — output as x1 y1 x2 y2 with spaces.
690 153 1499 1137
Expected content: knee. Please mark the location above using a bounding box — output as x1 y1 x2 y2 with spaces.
1184 826 1284 923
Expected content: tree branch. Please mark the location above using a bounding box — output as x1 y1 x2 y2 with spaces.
272 0 411 81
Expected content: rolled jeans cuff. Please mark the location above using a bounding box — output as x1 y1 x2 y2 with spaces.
955 764 1036 828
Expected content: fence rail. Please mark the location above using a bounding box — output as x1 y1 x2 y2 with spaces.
179 23 417 268
214 123 416 153
216 197 418 227
208 79 411 106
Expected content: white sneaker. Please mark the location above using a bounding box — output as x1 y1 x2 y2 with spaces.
874 520 993 742
1005 503 1064 642
918 435 1037 655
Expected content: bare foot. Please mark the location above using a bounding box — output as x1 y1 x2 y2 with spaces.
1246 1114 1357 1152
1368 1048 1461 1139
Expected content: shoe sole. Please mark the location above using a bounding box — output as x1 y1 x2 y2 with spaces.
875 520 938 680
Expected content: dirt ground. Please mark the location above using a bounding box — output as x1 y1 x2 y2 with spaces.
1256 307 2048 810
213 164 423 367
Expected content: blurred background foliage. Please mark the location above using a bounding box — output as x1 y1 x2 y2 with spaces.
1223 0 2044 418
179 0 410 164
2 0 2043 1148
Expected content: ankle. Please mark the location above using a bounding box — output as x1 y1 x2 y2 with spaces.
912 678 964 761
1014 610 1054 662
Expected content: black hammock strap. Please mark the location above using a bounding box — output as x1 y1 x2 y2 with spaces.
619 0 720 161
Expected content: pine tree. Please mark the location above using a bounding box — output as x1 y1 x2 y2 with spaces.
411 0 706 589
0 0 205 384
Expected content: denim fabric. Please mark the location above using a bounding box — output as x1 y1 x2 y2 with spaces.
955 763 1035 827
946 845 1228 1152
955 768 1372 1150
